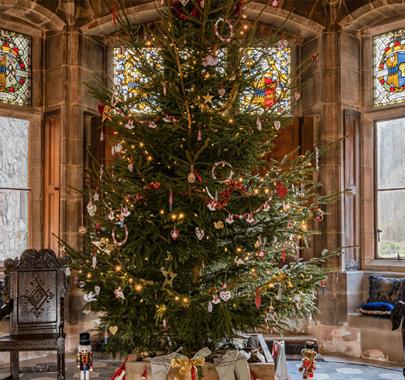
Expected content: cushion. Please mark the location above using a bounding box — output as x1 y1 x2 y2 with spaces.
359 301 394 316
368 275 405 304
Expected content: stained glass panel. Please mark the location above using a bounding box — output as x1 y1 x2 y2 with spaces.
0 116 29 260
374 29 405 108
113 47 161 113
0 29 31 106
241 46 290 114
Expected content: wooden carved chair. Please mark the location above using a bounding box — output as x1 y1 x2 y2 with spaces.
0 249 70 379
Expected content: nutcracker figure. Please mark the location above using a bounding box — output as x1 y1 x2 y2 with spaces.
298 341 317 379
77 332 94 380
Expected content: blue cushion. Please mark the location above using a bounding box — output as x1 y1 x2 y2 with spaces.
368 275 405 304
359 301 394 316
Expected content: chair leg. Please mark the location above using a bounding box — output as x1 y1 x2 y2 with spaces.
10 351 19 379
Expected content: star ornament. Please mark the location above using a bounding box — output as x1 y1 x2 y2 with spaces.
102 105 112 123
202 93 214 105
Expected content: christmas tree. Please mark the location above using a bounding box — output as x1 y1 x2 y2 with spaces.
68 0 333 356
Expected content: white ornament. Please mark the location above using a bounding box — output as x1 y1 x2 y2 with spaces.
87 202 97 217
128 162 134 172
225 214 235 224
121 207 131 217
202 55 219 67
263 202 271 212
219 290 232 302
148 121 157 129
125 120 135 130
274 120 281 130
108 209 115 221
114 287 125 300
208 301 213 313
195 227 205 240
92 254 97 269
246 214 255 224
170 228 180 240
256 117 262 131
218 88 226 97
94 286 101 296
212 295 221 304
84 291 97 303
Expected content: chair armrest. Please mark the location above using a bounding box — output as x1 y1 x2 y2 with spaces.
0 299 13 321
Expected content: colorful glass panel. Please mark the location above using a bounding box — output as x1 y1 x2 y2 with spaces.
113 47 161 113
241 46 290 114
374 29 405 108
0 29 31 106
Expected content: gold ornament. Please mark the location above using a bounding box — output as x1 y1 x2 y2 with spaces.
202 93 214 105
161 268 177 288
214 221 224 230
109 326 118 335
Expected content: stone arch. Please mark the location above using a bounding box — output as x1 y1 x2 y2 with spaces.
81 1 323 39
339 0 405 31
0 0 65 32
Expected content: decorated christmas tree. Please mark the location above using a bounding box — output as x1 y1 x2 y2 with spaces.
68 0 333 356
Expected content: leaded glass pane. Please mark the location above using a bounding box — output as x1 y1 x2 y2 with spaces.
0 29 31 106
113 47 161 113
374 29 405 108
241 46 290 114
0 116 29 260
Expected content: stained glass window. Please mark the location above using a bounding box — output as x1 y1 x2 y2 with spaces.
241 45 291 114
0 116 29 260
374 29 405 108
0 29 31 106
113 47 161 113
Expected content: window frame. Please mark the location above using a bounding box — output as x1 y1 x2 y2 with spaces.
373 117 405 260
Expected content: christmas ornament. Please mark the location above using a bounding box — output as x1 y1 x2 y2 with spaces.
225 214 234 224
219 290 232 302
214 221 224 230
208 301 213 313
195 227 205 240
79 281 86 288
148 121 157 129
109 325 119 335
274 120 281 130
218 87 226 97
212 295 221 304
212 161 234 183
125 119 134 130
87 202 97 217
171 0 204 20
112 224 129 246
101 105 112 123
161 268 177 288
83 291 97 303
263 202 271 212
100 129 105 141
278 40 289 49
169 188 173 212
255 288 262 309
188 166 196 184
214 18 235 43
78 226 87 235
114 287 125 300
276 183 288 199
197 127 202 141
92 251 97 269
202 93 214 104
202 54 219 67
315 209 324 222
256 117 262 131
246 213 255 224
170 228 180 240
94 286 101 295
128 162 134 172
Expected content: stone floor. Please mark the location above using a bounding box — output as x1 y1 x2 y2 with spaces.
0 355 403 379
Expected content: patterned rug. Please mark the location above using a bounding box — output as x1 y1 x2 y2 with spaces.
0 357 403 379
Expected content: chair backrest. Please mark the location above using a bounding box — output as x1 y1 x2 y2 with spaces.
4 249 70 336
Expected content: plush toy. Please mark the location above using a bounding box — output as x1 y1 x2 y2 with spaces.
298 348 317 379
77 332 93 380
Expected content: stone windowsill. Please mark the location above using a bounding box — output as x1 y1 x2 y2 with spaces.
363 259 405 273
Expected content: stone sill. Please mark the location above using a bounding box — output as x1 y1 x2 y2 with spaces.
363 260 405 273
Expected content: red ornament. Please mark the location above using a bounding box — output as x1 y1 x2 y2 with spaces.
144 181 161 190
276 183 288 199
171 0 204 20
98 103 105 116
255 288 262 309
281 250 287 263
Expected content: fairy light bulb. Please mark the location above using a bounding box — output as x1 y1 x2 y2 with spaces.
115 265 122 272
87 273 92 279
175 296 180 302
134 284 143 292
